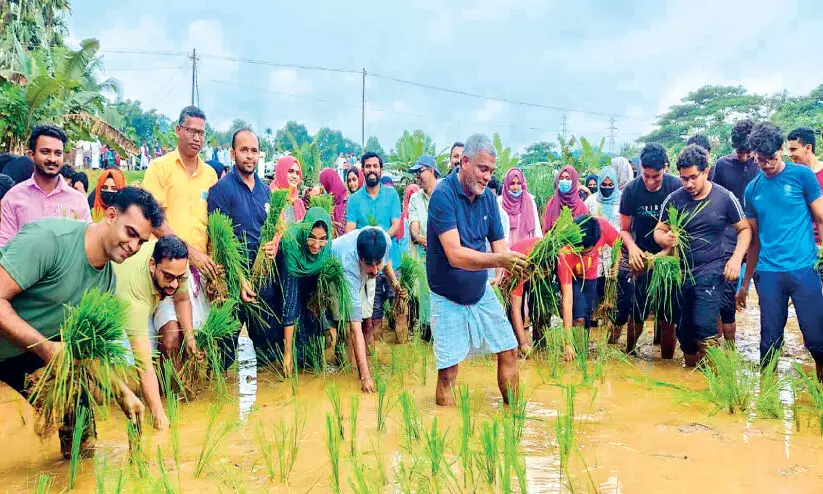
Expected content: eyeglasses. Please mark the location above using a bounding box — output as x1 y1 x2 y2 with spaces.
307 237 328 247
755 153 780 166
161 272 188 284
179 125 205 138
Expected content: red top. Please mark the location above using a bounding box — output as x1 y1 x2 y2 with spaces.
557 217 619 285
509 237 540 297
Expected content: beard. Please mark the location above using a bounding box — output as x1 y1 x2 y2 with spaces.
365 173 380 187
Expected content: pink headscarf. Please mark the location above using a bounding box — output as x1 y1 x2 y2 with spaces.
398 184 420 241
319 168 349 236
542 166 589 232
271 156 306 222
501 168 537 243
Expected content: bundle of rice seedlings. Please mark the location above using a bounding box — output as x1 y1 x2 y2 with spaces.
206 211 250 303
181 300 241 393
309 193 335 216
251 189 290 287
28 288 133 437
599 237 623 317
392 254 425 344
309 257 353 337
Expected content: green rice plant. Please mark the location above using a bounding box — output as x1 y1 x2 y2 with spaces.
252 189 291 286
206 210 250 302
310 193 335 216
155 447 175 494
376 374 392 432
600 238 623 318
646 255 682 322
114 466 125 494
310 257 353 335
793 363 823 434
160 361 182 487
695 346 757 415
35 474 53 494
476 419 499 486
592 328 630 383
398 391 422 449
326 382 344 439
306 335 328 375
571 326 591 383
755 354 784 419
194 403 233 478
349 395 360 456
456 384 474 488
268 403 307 482
370 436 389 488
185 300 241 395
94 455 107 494
68 405 89 490
535 327 568 384
256 421 277 481
347 455 371 494
326 413 342 493
127 420 149 478
505 384 527 444
29 289 132 438
423 418 450 492
554 384 577 479
392 254 426 343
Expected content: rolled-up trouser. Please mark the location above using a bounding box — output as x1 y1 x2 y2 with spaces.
719 279 737 324
754 266 823 365
673 273 724 355
371 271 397 319
614 267 676 326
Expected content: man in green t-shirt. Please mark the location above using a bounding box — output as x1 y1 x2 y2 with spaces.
114 234 194 432
0 186 165 458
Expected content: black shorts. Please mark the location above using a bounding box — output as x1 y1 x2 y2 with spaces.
614 266 675 326
674 273 724 354
572 279 598 327
719 279 736 324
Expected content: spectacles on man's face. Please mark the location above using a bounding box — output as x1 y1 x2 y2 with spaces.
179 125 205 139
307 236 328 247
160 271 188 284
755 153 780 166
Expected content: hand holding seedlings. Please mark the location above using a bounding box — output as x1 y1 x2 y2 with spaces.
263 234 282 261
34 340 63 364
184 334 204 362
189 246 221 280
657 228 678 249
152 410 170 432
240 279 257 303
118 387 146 425
498 251 529 278
627 243 647 272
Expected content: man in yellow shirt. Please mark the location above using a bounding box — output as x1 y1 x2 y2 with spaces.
114 235 195 431
141 106 218 358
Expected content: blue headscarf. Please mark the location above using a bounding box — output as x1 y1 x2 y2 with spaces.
597 166 620 206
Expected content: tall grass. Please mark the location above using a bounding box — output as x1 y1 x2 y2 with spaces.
29 289 132 437
194 404 233 478
398 391 421 450
326 413 341 493
252 189 290 286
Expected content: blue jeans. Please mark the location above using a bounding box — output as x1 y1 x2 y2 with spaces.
754 267 823 365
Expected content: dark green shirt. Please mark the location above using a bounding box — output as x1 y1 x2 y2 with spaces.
0 219 115 360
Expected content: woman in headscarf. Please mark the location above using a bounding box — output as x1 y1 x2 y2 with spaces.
542 166 589 233
270 156 306 224
584 174 599 195
345 167 364 194
91 168 126 220
319 168 349 236
250 207 333 375
584 166 622 286
498 168 543 244
398 184 420 256
610 157 634 191
380 175 395 188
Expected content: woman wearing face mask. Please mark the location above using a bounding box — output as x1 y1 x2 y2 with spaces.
345 167 364 194
270 156 306 224
498 168 543 244
585 174 599 195
584 167 622 303
91 168 126 220
542 166 589 233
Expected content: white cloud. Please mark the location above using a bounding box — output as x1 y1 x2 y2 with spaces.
474 100 504 123
268 69 312 97
461 0 554 21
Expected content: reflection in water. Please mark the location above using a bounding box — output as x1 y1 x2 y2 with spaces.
237 335 257 423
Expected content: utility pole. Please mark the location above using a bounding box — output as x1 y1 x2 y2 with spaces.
608 115 617 154
190 48 198 106
361 68 366 150
561 114 568 140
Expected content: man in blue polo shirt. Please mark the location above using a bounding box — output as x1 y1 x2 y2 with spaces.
427 133 529 406
207 128 267 365
346 151 402 348
737 122 823 380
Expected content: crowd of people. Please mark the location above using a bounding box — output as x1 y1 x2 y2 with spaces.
0 104 821 458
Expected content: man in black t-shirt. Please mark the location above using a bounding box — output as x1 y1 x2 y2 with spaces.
710 119 759 343
655 145 751 366
614 143 682 357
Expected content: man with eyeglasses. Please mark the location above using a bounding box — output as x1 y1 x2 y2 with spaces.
654 145 750 366
143 106 221 362
113 235 195 432
407 154 440 258
737 122 823 380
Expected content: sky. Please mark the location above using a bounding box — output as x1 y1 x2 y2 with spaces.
67 0 823 154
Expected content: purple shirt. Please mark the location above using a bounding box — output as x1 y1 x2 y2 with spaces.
0 175 91 247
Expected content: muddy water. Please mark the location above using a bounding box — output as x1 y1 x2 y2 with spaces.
1 304 822 493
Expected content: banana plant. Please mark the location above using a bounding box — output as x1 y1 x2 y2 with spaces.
492 133 519 178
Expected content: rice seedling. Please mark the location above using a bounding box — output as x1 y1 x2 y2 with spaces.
423 418 450 492
571 326 591 383
160 361 182 486
194 403 234 478
754 354 784 419
376 374 392 432
29 289 132 438
267 403 308 483
306 335 328 375
554 384 577 478
326 413 342 493
183 300 241 395
206 210 250 303
392 254 426 344
599 238 623 318
252 189 290 286
310 257 353 335
68 405 89 490
35 474 53 494
505 384 527 444
309 193 335 216
535 327 568 384
347 455 371 494
349 395 360 456
398 391 422 449
256 421 277 481
95 455 107 494
155 447 175 494
456 384 474 488
369 436 389 488
591 328 630 383
793 363 823 434
326 382 344 439
476 419 499 486
694 346 757 415
127 420 150 479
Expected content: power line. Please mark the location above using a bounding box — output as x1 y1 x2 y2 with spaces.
198 53 361 75
104 65 189 72
204 78 361 109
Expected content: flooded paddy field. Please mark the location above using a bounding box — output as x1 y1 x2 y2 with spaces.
1 302 822 493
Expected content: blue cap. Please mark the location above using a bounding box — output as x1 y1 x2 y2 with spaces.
408 154 438 175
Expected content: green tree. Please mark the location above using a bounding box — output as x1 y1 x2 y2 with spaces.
387 129 444 174
364 135 385 156
519 141 556 166
491 133 519 178
314 127 361 165
0 0 71 83
770 84 823 133
275 121 310 152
